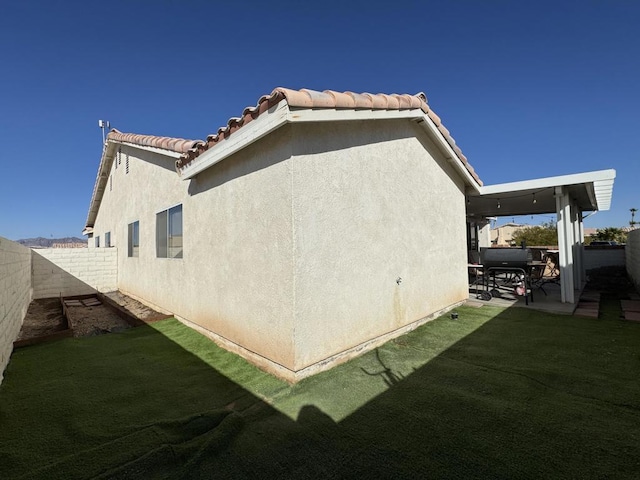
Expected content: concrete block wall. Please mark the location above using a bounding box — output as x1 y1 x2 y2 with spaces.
583 246 626 271
0 237 32 383
32 248 118 299
626 229 640 291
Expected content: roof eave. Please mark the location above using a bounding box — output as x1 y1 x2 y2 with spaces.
84 139 183 231
177 101 482 189
84 141 117 230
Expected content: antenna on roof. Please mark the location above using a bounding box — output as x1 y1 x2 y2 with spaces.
98 120 110 145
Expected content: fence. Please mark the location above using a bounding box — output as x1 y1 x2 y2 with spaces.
627 230 640 291
0 239 117 383
0 238 33 382
583 245 626 271
32 248 117 299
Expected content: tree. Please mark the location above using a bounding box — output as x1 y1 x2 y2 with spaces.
631 208 638 229
511 222 557 247
591 227 626 244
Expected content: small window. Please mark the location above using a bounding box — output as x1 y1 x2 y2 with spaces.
95 236 100 248
128 221 139 257
105 232 111 248
156 204 182 258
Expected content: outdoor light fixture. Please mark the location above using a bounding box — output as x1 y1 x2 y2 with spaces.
532 193 537 204
497 198 501 209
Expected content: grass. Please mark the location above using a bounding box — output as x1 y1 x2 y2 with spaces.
1 305 639 479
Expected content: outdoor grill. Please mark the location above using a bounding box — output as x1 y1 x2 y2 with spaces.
479 248 534 305
480 247 532 269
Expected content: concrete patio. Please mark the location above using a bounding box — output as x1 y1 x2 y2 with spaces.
468 277 578 315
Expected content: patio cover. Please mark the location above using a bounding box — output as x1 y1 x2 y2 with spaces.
465 169 616 304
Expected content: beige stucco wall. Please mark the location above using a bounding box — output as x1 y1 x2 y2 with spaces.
91 118 469 379
491 223 529 246
290 121 468 370
92 127 296 369
626 229 640 291
0 237 32 383
32 248 117 299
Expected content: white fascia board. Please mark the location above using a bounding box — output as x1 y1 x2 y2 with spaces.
179 102 481 190
179 100 290 180
84 141 117 228
114 141 183 159
479 169 616 196
592 178 615 211
415 114 482 191
288 108 423 123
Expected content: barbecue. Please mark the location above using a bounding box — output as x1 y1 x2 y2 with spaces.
480 247 532 269
479 248 534 304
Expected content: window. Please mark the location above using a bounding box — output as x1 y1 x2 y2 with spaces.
105 231 111 248
156 204 182 258
128 221 139 257
95 236 100 248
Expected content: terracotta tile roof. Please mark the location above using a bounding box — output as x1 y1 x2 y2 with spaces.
105 88 481 186
107 128 203 154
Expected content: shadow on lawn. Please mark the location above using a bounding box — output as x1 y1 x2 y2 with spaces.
360 348 405 387
1 308 640 479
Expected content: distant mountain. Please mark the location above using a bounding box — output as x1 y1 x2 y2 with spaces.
17 237 87 248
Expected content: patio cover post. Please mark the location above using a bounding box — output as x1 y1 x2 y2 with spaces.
574 206 585 287
575 206 586 289
555 186 575 303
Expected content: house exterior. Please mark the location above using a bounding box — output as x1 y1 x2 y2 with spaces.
491 222 531 246
83 88 483 381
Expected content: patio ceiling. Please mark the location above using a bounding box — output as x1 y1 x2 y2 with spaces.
466 169 616 218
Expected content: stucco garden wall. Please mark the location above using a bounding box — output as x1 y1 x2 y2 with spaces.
583 245 626 271
32 248 118 299
0 237 32 383
626 229 640 291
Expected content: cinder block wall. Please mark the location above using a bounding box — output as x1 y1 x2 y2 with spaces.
0 237 32 383
32 248 118 299
583 246 626 271
626 230 640 291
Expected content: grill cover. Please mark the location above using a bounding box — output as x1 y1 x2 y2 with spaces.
480 248 532 268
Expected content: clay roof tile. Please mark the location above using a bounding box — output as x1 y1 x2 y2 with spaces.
107 88 482 186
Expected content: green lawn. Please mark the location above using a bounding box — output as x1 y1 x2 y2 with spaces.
1 304 639 479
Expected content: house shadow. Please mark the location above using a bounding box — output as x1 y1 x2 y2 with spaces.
31 250 103 299
1 306 639 479
186 120 416 197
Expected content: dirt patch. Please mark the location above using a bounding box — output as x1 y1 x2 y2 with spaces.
64 300 130 337
16 292 170 346
17 298 67 341
102 291 170 323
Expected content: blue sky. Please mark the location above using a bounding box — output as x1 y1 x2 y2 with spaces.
1 0 638 240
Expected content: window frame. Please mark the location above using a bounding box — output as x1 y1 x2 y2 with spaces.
128 221 140 257
156 204 183 259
